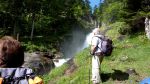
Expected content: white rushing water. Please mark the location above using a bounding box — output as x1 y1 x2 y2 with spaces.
85 31 94 45
53 58 70 67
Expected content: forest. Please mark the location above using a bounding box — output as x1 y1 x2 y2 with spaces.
0 0 92 52
94 0 150 34
0 0 150 84
0 0 149 52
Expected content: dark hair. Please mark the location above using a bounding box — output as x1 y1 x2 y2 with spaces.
0 36 24 68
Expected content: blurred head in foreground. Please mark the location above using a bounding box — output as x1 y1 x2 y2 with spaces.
0 36 24 68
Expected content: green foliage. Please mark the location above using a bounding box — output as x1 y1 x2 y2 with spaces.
73 5 84 19
42 64 68 84
0 0 90 36
102 2 124 23
117 22 131 35
105 22 131 41
20 36 59 52
22 41 47 52
141 0 150 12
105 22 123 40
96 0 149 36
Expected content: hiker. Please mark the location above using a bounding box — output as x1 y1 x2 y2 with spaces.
0 36 43 84
90 28 104 84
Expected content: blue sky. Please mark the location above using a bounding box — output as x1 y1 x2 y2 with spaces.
89 0 104 10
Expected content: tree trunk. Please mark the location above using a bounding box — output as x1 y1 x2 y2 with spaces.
13 21 17 36
30 13 35 40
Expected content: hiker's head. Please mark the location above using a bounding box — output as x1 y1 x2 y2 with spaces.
92 28 100 35
0 36 24 68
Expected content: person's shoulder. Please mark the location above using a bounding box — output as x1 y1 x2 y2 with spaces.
92 36 99 40
93 35 104 39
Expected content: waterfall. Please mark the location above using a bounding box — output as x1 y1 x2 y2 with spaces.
53 27 94 67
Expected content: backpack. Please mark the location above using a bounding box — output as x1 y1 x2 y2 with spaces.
0 68 43 84
95 36 113 56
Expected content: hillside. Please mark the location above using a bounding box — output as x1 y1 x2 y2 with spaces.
42 25 150 84
41 0 150 83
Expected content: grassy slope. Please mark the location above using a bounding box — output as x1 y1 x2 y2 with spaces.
42 26 150 84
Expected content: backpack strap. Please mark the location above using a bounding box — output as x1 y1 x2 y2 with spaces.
93 36 103 51
91 36 104 56
2 68 16 84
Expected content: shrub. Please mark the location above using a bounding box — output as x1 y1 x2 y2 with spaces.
118 23 131 35
109 22 131 35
